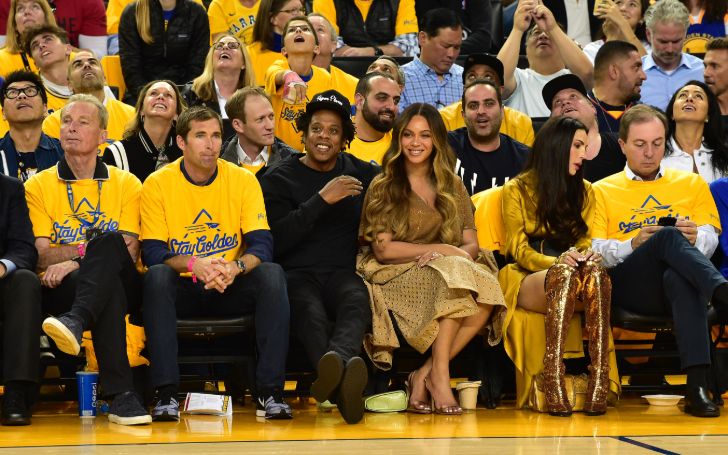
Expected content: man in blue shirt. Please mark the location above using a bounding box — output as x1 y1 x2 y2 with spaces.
399 8 463 111
0 71 63 181
640 0 704 111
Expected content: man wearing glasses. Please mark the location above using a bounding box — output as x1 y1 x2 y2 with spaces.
0 70 63 181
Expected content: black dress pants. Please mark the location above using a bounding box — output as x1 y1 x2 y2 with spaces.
610 227 727 369
42 232 141 397
1 269 41 384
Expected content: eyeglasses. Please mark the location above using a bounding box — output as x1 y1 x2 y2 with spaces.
213 41 241 50
5 86 40 99
278 7 306 15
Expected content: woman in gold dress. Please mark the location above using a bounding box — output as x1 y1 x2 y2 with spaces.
499 116 616 416
358 103 506 415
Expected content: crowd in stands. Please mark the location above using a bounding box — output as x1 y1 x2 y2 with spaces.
4 0 728 431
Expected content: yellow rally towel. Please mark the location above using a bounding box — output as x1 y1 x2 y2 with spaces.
81 315 149 371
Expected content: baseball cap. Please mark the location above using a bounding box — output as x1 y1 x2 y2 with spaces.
541 74 588 111
304 89 352 122
462 53 504 85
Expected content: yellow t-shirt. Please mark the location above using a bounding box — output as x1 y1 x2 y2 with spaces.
208 0 259 44
141 158 269 262
247 41 284 87
42 98 135 154
0 108 8 138
25 162 142 244
592 168 721 243
45 90 70 115
241 163 265 174
439 101 536 147
0 48 38 78
265 60 332 152
347 131 391 165
312 0 418 37
329 65 359 107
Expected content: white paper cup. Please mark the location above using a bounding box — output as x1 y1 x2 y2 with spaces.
456 381 481 410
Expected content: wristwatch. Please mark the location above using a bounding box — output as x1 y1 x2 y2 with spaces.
71 256 82 265
235 258 247 275
373 46 384 56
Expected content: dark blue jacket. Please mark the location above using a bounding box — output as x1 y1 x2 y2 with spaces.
0 132 63 181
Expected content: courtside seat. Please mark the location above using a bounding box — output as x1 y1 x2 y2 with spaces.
176 315 256 401
611 304 725 398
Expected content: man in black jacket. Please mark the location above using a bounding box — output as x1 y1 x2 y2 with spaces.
220 87 296 177
0 173 41 426
259 90 378 424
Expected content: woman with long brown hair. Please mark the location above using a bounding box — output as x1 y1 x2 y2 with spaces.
358 103 506 415
499 116 617 416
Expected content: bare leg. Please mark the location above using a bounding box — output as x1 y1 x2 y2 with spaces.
409 303 494 402
426 317 462 413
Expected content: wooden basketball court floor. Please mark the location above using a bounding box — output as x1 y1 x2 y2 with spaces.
1 394 727 454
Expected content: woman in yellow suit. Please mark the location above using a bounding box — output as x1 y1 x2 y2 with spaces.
499 116 619 417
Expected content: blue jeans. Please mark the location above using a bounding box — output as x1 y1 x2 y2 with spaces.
143 262 290 393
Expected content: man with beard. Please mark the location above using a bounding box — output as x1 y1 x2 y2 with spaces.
348 72 400 165
704 38 728 135
440 53 535 147
640 0 704 111
259 90 378 424
543 74 625 182
588 40 647 135
447 78 530 196
41 50 135 153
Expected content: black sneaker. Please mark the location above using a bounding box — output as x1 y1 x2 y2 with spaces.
108 391 152 425
337 357 367 424
1 389 30 426
256 391 293 419
152 397 180 422
310 351 344 403
42 314 83 356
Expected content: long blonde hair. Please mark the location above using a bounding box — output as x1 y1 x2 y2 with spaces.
361 103 460 246
191 34 255 103
135 0 154 45
6 0 57 53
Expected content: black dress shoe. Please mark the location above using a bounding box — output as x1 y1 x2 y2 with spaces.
684 385 721 418
1 390 31 426
337 356 367 425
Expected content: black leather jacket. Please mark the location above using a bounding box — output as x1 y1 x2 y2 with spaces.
119 0 210 102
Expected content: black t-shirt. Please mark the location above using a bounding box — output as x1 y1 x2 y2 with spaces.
448 129 530 195
583 132 625 183
259 153 380 271
587 91 635 136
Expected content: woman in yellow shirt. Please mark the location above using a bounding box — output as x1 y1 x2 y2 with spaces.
247 0 306 86
0 0 57 77
499 116 615 416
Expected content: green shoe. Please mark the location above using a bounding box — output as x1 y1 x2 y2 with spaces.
364 390 407 413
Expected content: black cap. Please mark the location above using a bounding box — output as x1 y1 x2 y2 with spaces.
541 74 588 111
462 53 504 85
305 89 352 122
